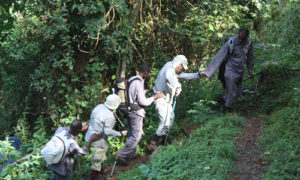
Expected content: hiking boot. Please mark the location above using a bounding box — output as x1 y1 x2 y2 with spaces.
91 175 106 180
91 171 106 180
117 157 129 166
216 95 225 105
128 153 141 160
147 140 158 152
162 135 173 145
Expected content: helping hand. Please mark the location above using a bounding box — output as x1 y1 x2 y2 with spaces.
121 130 128 136
200 72 207 79
154 92 165 99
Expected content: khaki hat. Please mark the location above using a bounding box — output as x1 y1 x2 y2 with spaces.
173 55 188 70
104 94 121 110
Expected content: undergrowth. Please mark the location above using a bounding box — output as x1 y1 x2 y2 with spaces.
118 111 245 180
258 78 300 179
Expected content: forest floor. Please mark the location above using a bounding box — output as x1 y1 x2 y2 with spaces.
85 113 267 180
231 114 267 180
84 124 201 180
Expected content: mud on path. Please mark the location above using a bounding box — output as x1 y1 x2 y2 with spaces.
84 154 150 180
231 116 267 180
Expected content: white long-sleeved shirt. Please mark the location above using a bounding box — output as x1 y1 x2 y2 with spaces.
153 61 200 93
85 104 121 147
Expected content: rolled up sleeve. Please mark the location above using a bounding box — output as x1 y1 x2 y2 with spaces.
103 116 121 138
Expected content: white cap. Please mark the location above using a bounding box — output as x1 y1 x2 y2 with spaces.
172 55 188 70
104 94 121 110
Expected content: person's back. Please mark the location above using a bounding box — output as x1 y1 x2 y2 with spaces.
48 120 88 180
153 61 173 93
117 63 164 166
85 104 115 144
85 94 124 179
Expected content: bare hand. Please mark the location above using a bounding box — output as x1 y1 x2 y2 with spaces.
81 121 89 132
122 130 128 136
154 92 165 99
175 88 182 96
200 72 207 79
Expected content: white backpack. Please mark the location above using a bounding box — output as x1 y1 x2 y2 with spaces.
41 129 75 165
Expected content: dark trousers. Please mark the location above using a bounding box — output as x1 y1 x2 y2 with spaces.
225 76 243 107
118 113 143 159
51 172 69 180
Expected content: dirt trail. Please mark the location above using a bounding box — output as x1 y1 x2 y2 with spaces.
231 116 266 180
83 124 199 180
84 154 150 180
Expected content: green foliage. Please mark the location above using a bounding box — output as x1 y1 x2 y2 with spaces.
0 138 50 179
187 100 217 124
0 0 274 178
118 114 245 179
260 105 300 179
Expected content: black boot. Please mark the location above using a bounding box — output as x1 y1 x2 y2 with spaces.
162 135 172 145
222 106 232 114
117 157 129 166
216 95 225 105
147 135 160 152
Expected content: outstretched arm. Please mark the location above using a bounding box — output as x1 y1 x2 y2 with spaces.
178 72 200 79
203 41 230 77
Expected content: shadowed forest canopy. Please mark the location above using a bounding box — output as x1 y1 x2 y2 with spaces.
0 0 299 179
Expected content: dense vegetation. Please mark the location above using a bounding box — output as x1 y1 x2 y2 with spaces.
0 0 299 179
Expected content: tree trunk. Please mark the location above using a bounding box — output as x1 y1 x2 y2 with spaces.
120 0 143 78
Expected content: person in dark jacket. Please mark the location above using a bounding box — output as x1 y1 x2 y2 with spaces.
201 28 254 112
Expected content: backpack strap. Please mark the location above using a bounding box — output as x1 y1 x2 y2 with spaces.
127 77 143 112
228 38 234 54
55 135 66 164
127 77 142 104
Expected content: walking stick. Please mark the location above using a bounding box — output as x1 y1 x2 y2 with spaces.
109 135 125 179
164 96 177 145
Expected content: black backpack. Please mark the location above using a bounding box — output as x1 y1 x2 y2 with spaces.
112 77 143 116
218 37 234 89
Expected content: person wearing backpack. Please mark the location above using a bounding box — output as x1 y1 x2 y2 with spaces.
116 62 165 166
200 28 254 112
45 119 95 180
149 55 201 150
85 94 127 179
